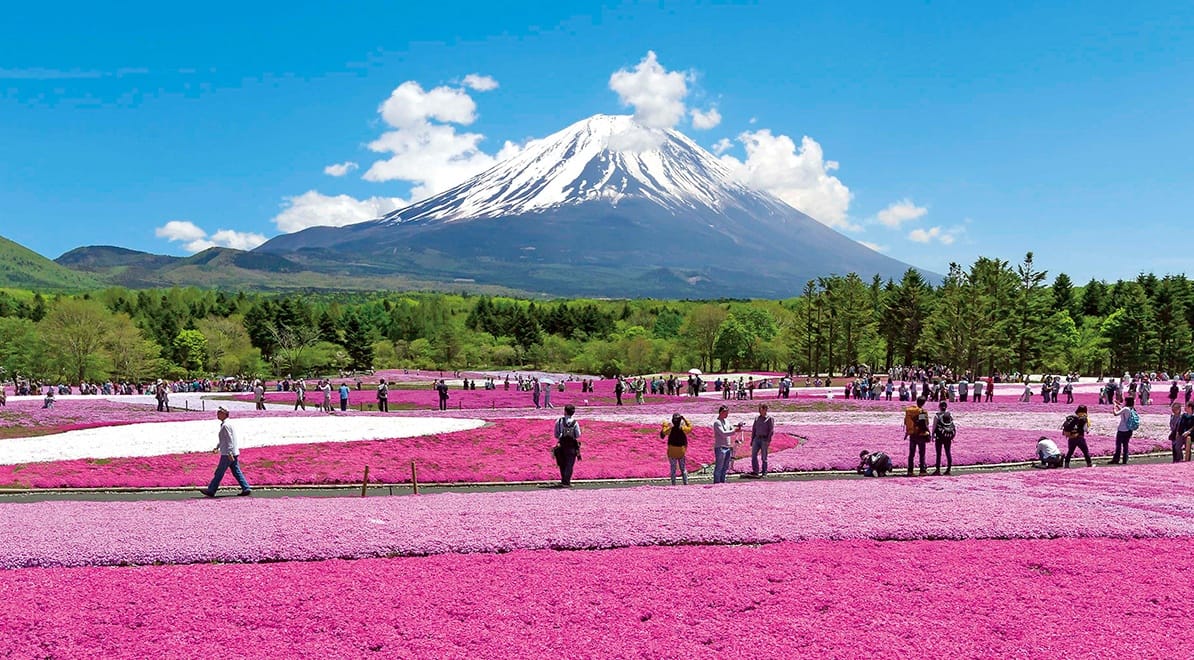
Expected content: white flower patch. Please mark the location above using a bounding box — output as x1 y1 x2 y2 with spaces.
0 416 486 465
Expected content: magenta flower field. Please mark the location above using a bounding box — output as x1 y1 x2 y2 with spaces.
1 537 1190 659
0 419 804 488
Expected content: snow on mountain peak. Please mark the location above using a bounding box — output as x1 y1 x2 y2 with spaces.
378 113 778 225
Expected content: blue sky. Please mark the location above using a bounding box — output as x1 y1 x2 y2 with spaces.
1 0 1191 283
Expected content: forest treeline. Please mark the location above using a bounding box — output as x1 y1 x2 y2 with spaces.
0 252 1187 382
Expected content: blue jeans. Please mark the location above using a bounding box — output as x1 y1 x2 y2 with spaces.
713 446 733 483
206 455 251 493
669 457 688 485
751 438 770 475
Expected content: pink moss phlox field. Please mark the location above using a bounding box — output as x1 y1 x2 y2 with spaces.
766 423 1144 471
0 419 803 488
1 537 1191 658
0 398 208 432
3 464 1194 569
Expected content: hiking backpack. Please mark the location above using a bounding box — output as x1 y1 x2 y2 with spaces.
1126 409 1141 432
936 413 956 442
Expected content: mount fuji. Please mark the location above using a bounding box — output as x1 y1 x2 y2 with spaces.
256 114 921 297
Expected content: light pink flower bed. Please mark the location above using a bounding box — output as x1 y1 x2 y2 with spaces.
767 423 1151 471
3 464 1192 569
2 537 1188 658
0 420 803 488
244 379 670 409
0 399 211 437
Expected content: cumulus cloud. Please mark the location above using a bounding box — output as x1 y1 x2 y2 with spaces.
155 220 267 253
876 198 927 228
690 107 721 130
363 80 519 200
908 225 963 245
719 130 854 230
609 51 690 129
272 190 409 234
323 161 358 177
711 138 733 155
461 73 499 91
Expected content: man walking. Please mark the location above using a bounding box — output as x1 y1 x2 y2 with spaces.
377 379 389 413
904 396 931 476
199 407 252 497
750 403 775 477
553 404 581 487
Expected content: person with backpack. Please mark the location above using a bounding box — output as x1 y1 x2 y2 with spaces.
1176 402 1194 462
932 401 956 475
660 413 692 485
552 404 582 487
1109 398 1139 464
857 450 892 477
376 379 389 413
436 379 449 411
904 396 931 476
1062 405 1092 467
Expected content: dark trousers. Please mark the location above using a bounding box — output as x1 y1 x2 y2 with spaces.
1066 437 1091 466
378 399 388 412
439 397 448 411
985 391 993 402
1172 435 1185 463
616 392 623 405
1113 430 1132 463
907 436 928 473
556 448 577 485
340 399 347 412
934 439 952 471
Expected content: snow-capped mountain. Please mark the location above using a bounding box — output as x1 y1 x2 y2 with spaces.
256 114 921 298
377 114 792 224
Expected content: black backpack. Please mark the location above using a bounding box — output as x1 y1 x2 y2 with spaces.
558 419 579 449
1062 414 1081 435
936 413 956 442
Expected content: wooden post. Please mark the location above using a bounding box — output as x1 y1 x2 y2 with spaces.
1186 435 1191 462
360 466 370 497
410 460 419 495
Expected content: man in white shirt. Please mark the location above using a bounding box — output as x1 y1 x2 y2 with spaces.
200 407 252 497
1036 437 1063 468
712 405 741 483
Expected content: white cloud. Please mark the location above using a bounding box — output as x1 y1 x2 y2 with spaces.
607 126 667 152
323 161 358 177
876 198 928 228
711 138 733 155
461 73 499 92
272 190 409 234
155 220 207 243
155 221 267 253
719 130 854 230
860 241 888 253
690 107 721 130
609 51 689 129
907 225 963 245
363 80 519 200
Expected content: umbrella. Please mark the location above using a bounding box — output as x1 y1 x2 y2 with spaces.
539 377 555 385
688 368 703 375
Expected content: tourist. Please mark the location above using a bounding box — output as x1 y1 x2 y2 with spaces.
1109 398 1139 464
1176 402 1194 462
712 405 739 484
973 377 984 404
199 407 252 497
932 401 956 476
377 378 389 413
320 380 333 413
615 377 625 406
661 413 692 485
532 378 541 409
436 379 449 411
1170 381 1180 405
904 396 930 476
1062 405 1092 467
552 404 581 487
1063 380 1074 404
1036 436 1063 468
293 379 306 411
1169 402 1185 463
985 375 995 402
253 380 266 411
750 404 775 477
338 381 350 412
543 380 554 409
42 387 54 409
857 450 891 477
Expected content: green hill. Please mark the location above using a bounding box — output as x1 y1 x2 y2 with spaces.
0 235 102 291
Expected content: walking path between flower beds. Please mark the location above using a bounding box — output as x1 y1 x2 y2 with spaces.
1 463 1191 569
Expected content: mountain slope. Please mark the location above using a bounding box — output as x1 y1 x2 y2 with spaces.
254 113 926 297
0 235 102 291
